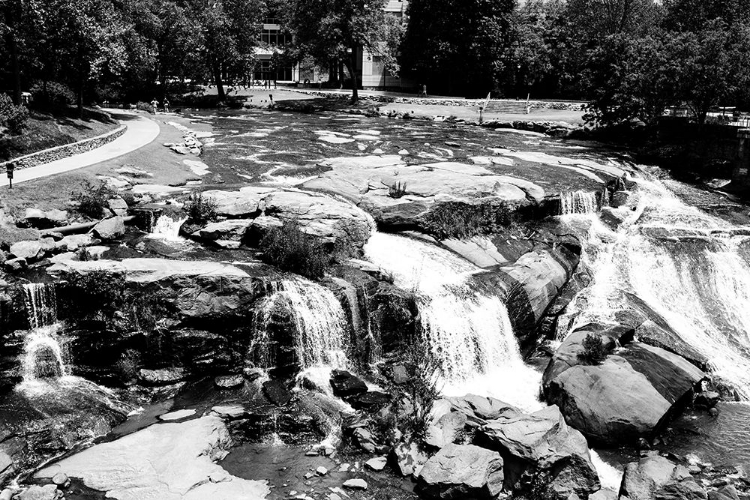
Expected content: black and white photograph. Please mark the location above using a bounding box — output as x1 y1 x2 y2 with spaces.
1 0 749 498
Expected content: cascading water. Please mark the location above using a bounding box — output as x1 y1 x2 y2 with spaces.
250 278 350 373
559 177 750 399
20 283 68 386
22 283 57 330
559 191 599 215
148 215 188 241
22 325 67 380
364 232 542 411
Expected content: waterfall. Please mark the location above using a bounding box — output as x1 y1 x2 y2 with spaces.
22 283 57 330
560 178 750 398
148 215 188 240
560 191 599 215
22 325 67 381
249 278 350 372
364 232 543 412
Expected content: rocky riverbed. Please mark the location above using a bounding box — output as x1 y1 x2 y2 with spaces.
1 105 750 500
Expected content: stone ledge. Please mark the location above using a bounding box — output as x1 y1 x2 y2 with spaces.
0 123 127 171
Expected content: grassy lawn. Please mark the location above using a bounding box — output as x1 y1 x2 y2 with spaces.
0 113 207 220
0 108 119 162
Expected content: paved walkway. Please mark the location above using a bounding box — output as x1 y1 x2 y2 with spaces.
12 110 160 186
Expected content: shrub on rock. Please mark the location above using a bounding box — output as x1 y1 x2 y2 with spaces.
579 333 608 365
71 180 118 219
259 220 330 279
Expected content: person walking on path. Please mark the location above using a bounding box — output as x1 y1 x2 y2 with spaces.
163 98 170 113
151 97 159 111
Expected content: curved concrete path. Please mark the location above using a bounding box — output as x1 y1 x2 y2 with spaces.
12 110 160 185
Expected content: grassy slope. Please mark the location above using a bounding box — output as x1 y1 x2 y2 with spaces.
0 109 119 162
0 113 206 220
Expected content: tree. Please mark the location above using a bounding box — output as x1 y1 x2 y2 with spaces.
0 0 45 104
38 0 128 115
117 0 200 102
581 34 676 127
566 0 663 38
667 20 750 125
283 0 392 103
188 0 265 101
400 0 516 97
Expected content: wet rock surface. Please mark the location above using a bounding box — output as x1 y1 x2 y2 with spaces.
544 323 706 445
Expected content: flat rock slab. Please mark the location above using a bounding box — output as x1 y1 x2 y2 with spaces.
159 409 197 421
211 405 246 419
36 416 270 500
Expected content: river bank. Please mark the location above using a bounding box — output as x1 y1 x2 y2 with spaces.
1 104 749 500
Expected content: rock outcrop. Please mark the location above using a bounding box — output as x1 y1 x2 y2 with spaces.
479 405 600 499
187 186 374 250
418 444 504 500
619 453 706 500
544 324 706 445
35 416 270 500
301 156 546 231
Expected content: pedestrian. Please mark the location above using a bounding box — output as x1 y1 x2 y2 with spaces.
151 97 159 110
163 98 170 113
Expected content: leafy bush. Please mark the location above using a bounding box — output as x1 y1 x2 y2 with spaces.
422 201 512 240
392 340 441 440
259 220 330 279
578 333 608 365
0 94 29 134
30 81 75 113
136 101 155 114
184 192 218 223
388 180 408 199
71 180 117 219
59 270 127 323
114 349 141 382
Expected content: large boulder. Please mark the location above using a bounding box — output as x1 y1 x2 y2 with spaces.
301 156 546 230
544 326 705 445
9 240 45 261
426 395 521 448
619 453 705 500
417 444 504 500
195 186 374 250
472 239 580 346
92 217 126 240
479 405 600 500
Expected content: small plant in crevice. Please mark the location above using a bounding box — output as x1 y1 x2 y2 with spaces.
422 201 513 240
578 333 608 365
71 180 117 219
258 220 330 279
114 349 142 383
390 339 442 440
388 180 408 199
184 191 218 224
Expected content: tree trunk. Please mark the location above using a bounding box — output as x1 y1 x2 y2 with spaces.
6 33 22 105
346 48 359 104
329 59 337 84
212 60 226 101
77 69 84 118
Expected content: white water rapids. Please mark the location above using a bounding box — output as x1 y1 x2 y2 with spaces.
365 232 543 412
559 177 750 399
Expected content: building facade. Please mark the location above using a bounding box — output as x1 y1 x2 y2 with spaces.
255 0 412 90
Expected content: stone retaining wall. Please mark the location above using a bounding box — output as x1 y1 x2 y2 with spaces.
289 90 585 111
0 124 126 171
